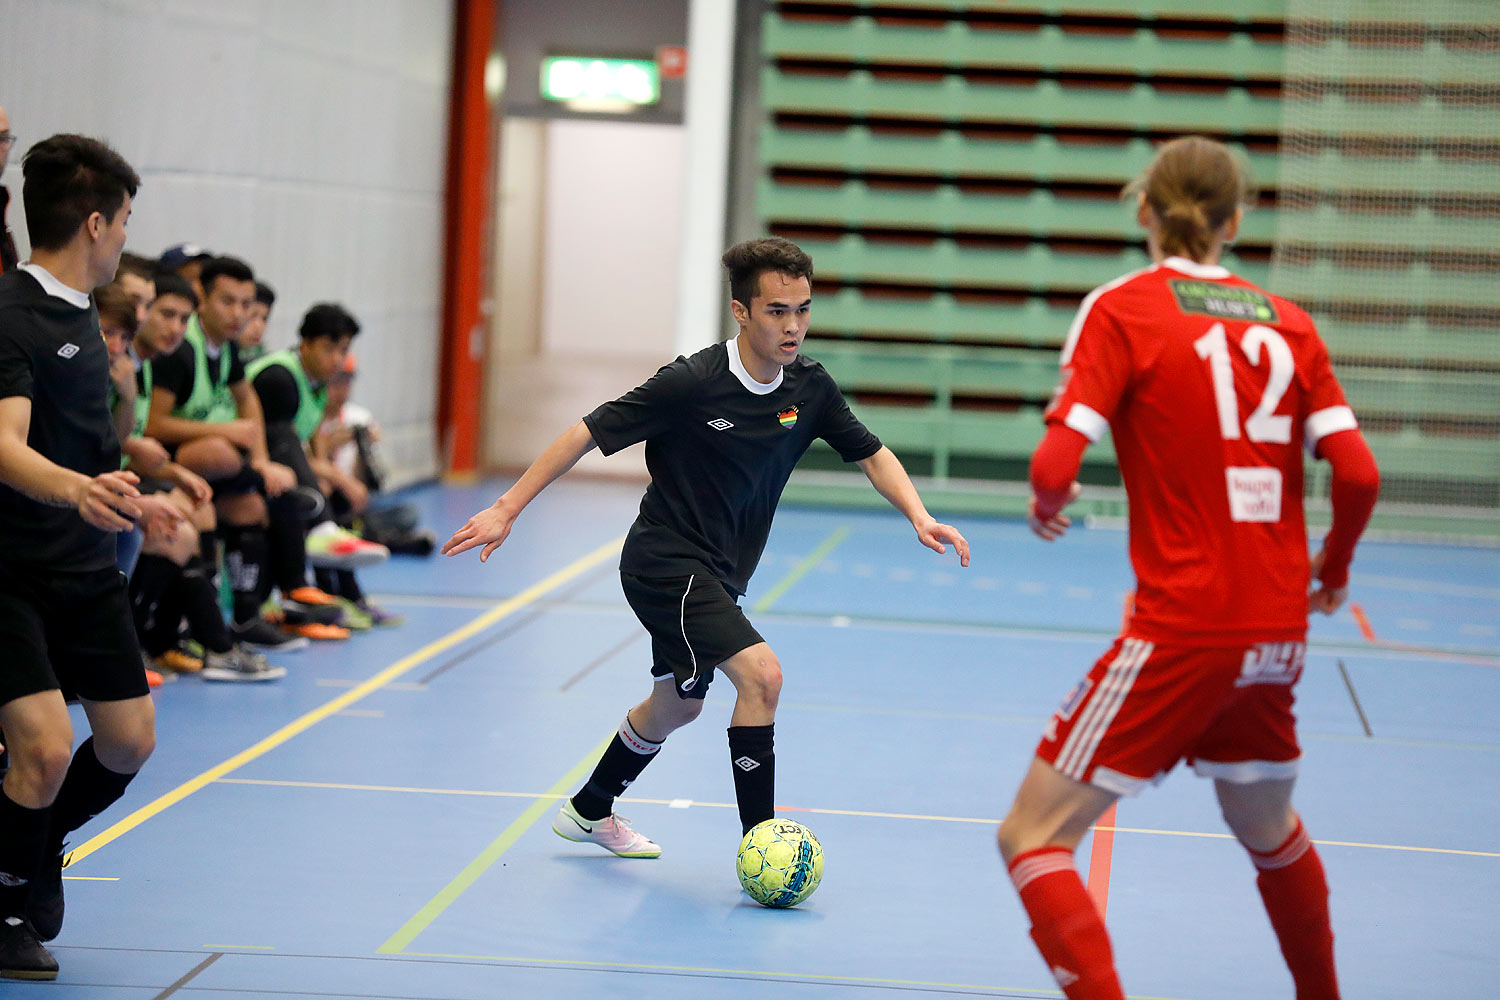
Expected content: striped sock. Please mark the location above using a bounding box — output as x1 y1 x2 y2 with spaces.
1008 846 1125 1000
570 714 663 821
1248 820 1341 1000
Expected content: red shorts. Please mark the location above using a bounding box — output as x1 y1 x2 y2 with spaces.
1035 636 1305 796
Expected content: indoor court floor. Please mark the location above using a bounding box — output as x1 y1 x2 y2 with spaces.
26 476 1500 999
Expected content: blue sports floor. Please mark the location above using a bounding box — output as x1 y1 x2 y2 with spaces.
28 476 1500 999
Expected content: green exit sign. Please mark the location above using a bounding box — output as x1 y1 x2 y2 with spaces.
541 57 660 107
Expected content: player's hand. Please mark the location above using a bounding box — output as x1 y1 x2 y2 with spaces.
122 435 171 474
137 494 187 542
165 463 213 508
915 518 970 567
109 354 137 398
77 470 143 532
253 459 296 497
1027 482 1082 541
1307 547 1348 616
442 502 517 562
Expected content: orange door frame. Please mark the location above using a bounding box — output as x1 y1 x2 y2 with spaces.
437 0 496 477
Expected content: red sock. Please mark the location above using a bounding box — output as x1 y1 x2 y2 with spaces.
1248 820 1341 1000
1008 847 1125 1000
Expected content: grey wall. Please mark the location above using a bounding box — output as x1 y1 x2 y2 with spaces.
0 0 454 487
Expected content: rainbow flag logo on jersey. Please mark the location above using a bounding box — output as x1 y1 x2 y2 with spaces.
777 406 799 429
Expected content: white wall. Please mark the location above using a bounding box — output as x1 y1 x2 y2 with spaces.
540 119 683 358
483 117 684 475
0 0 453 487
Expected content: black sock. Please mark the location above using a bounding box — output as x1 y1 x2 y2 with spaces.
571 715 663 821
728 724 775 834
198 527 220 567
176 558 234 654
0 786 50 918
267 495 311 595
223 525 271 624
129 554 178 649
45 738 136 857
337 569 364 603
314 567 338 598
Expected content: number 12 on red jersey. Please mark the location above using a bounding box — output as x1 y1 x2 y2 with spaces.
1194 322 1295 523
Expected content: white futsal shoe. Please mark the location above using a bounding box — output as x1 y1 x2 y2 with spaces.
552 799 661 858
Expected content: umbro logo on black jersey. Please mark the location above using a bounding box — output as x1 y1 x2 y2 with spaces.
56 343 80 359
707 418 734 431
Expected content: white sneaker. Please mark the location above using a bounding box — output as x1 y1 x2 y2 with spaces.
201 646 288 683
552 799 660 858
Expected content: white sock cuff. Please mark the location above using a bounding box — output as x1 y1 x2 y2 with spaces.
619 715 663 755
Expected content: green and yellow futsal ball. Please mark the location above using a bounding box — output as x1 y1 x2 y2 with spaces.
736 819 823 907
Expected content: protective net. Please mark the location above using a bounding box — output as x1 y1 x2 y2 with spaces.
1270 0 1500 530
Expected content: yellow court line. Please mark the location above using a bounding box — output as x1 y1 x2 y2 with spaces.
397 951 1195 1000
61 876 118 882
376 732 615 955
751 526 851 612
67 535 626 866
216 778 1500 860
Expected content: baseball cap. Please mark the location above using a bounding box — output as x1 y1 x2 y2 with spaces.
159 243 213 273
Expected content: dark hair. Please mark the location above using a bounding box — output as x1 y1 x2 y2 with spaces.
298 302 360 343
95 281 140 335
721 237 814 311
21 134 141 252
198 255 255 297
116 251 157 283
1123 136 1254 262
254 281 276 310
151 272 199 309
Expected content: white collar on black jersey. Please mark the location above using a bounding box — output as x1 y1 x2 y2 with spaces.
18 262 92 309
1161 256 1231 280
725 337 783 395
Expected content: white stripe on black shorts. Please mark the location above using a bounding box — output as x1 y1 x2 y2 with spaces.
619 571 764 699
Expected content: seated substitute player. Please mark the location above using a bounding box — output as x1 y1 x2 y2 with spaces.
144 255 325 649
0 133 185 980
445 237 970 858
994 136 1380 1000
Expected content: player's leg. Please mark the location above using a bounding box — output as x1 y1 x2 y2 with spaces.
0 691 71 981
26 569 157 945
998 757 1124 1000
1197 650 1339 1000
1216 778 1338 999
716 642 781 833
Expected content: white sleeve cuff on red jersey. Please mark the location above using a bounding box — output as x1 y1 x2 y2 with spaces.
1304 405 1358 454
1063 402 1109 442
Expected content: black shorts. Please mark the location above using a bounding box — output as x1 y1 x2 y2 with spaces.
620 572 764 700
0 563 149 706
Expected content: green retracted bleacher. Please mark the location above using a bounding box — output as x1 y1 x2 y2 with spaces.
753 0 1500 539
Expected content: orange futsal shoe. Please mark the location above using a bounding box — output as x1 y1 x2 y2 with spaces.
281 622 351 641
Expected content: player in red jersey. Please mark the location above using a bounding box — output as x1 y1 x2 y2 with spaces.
995 137 1380 999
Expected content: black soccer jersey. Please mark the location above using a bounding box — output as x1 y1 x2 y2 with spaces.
151 327 245 404
584 339 881 596
0 268 122 570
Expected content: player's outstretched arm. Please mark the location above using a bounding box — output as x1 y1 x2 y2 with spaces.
856 445 970 566
0 396 143 530
442 421 599 562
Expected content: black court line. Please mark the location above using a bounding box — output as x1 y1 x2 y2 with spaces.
1336 659 1375 737
152 951 221 998
415 567 613 685
559 631 645 691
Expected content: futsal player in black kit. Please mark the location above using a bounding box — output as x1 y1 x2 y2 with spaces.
445 238 969 858
0 135 184 979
